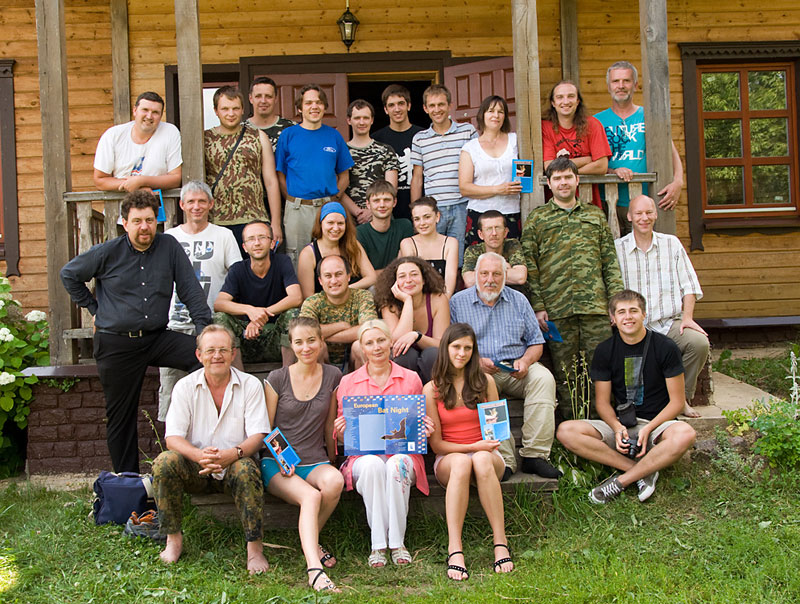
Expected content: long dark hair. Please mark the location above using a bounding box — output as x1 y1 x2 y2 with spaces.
432 323 488 410
546 80 589 137
310 205 363 278
373 256 446 313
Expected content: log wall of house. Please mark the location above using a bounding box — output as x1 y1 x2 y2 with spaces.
0 0 113 310
4 0 800 318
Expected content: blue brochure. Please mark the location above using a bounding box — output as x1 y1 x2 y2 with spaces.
153 189 166 223
493 360 516 372
512 159 534 193
263 427 300 474
342 394 427 456
478 399 511 441
542 320 563 343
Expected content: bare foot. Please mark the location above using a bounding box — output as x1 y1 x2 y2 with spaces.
246 541 270 575
160 533 183 564
682 401 701 418
493 544 514 573
446 551 468 581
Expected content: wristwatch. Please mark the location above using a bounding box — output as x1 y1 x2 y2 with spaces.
235 446 244 459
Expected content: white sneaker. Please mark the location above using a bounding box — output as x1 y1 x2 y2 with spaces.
636 471 659 502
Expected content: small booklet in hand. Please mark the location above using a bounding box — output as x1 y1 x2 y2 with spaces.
263 427 301 474
478 399 511 441
542 320 563 343
512 159 534 193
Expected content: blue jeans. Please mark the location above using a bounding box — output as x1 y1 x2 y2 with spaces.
436 201 468 265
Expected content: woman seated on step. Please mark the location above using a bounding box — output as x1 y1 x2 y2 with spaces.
424 322 514 581
398 197 458 297
373 256 450 384
334 319 434 568
261 316 345 593
297 201 375 299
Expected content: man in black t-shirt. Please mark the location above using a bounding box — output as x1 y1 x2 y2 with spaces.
372 84 424 221
213 220 302 366
556 289 696 504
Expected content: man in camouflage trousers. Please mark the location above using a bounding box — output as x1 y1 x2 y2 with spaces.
521 157 624 419
153 324 271 573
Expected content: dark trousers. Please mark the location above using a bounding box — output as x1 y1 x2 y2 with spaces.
94 330 201 473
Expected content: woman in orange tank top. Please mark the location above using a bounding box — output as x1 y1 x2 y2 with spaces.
423 323 514 582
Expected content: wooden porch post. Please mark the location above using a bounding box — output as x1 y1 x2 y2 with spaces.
110 0 131 123
174 0 204 182
512 0 545 217
639 0 676 234
35 0 77 365
559 0 579 83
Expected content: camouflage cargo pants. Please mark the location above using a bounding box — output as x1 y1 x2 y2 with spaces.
153 450 264 541
547 314 612 420
214 309 296 364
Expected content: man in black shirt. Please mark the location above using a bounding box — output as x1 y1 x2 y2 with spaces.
61 191 212 473
556 289 696 504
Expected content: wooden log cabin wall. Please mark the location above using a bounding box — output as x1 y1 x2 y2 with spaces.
2 0 798 324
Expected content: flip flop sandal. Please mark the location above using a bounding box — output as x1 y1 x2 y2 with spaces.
446 550 469 580
391 546 412 565
319 545 336 568
493 543 513 573
307 568 340 592
368 549 387 568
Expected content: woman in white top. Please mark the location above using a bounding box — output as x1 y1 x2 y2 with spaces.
458 95 523 246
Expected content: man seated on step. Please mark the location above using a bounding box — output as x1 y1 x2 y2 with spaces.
213 220 302 367
298 254 377 370
449 252 560 479
557 289 697 504
153 324 270 573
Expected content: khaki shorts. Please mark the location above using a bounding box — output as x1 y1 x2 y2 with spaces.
581 418 680 450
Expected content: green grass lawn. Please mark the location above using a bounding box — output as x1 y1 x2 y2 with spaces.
1 439 799 604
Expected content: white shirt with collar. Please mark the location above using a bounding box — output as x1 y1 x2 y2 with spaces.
615 231 703 336
165 366 270 478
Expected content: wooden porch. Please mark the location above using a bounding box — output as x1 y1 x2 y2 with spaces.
36 0 678 365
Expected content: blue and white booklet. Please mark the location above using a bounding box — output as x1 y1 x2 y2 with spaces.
512 159 534 193
478 399 511 441
263 427 301 474
342 394 427 456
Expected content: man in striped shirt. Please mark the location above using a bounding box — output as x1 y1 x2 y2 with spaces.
615 195 709 418
410 84 477 264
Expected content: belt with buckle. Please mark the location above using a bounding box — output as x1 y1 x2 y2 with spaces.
96 328 164 338
288 196 331 207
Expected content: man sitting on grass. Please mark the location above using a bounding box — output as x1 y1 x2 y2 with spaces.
556 289 696 504
153 324 270 573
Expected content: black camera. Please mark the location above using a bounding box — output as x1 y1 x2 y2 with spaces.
622 437 640 459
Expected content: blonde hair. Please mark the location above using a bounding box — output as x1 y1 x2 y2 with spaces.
357 319 392 342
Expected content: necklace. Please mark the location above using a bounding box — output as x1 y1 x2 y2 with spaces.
293 365 321 400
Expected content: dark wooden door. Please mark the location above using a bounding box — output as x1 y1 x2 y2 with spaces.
443 57 515 129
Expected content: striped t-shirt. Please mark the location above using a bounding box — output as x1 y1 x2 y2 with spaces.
411 120 477 207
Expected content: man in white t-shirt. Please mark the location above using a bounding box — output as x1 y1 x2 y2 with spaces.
158 181 242 420
93 91 182 193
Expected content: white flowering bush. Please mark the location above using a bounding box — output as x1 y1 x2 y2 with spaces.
0 275 49 476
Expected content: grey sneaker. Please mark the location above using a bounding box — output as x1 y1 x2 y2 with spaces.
589 475 624 504
636 471 659 502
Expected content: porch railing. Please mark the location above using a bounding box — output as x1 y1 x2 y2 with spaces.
62 189 182 341
537 173 657 238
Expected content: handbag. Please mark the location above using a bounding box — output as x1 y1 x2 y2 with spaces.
614 330 652 428
92 471 156 525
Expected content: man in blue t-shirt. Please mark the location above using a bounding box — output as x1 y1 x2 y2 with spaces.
213 220 303 366
556 289 696 505
275 84 354 266
594 61 684 235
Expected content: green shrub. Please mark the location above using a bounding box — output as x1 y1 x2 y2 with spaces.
0 275 50 477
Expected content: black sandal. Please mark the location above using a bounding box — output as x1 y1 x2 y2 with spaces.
319 545 336 568
493 543 513 573
446 550 469 581
307 567 339 592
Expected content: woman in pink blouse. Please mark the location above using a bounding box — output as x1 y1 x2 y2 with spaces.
334 319 434 568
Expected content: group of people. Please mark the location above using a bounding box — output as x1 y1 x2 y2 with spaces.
59 60 708 590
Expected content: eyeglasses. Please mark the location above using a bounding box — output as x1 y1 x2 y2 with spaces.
201 347 233 356
243 235 272 244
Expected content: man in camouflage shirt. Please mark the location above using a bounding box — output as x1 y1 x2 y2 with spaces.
245 76 295 151
299 254 377 369
521 157 624 419
341 99 400 224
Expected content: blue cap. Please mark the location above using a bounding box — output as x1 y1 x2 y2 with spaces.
320 201 347 222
